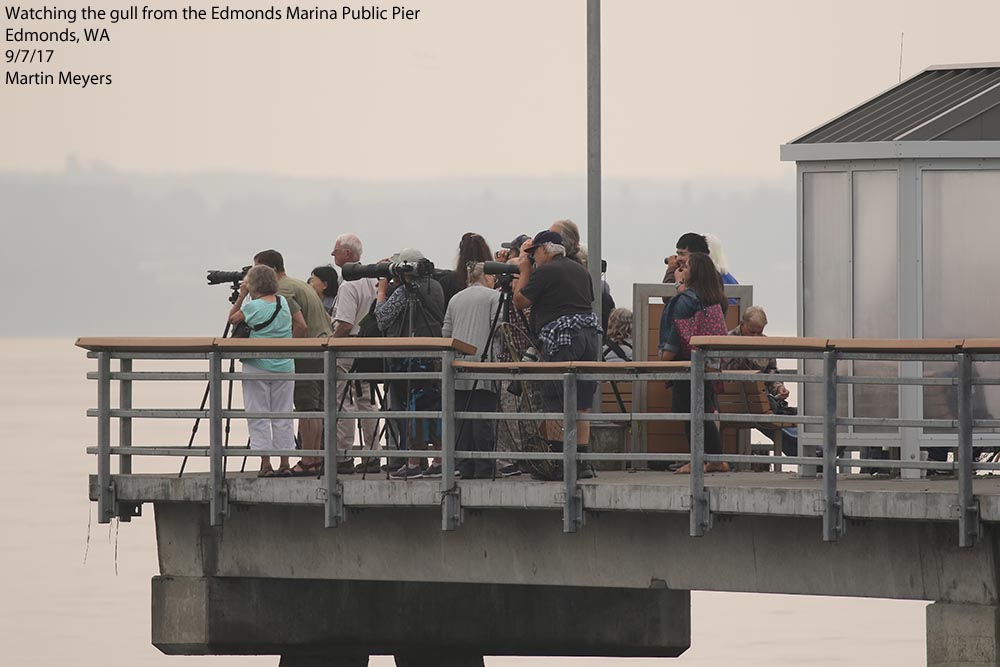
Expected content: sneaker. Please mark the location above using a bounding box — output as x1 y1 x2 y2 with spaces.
389 464 423 480
577 465 596 480
529 464 563 481
423 463 442 478
355 458 381 474
336 460 355 475
499 463 522 478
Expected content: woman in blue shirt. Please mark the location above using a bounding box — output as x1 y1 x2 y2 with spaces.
228 264 295 477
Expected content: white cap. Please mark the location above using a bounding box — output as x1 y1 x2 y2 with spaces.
391 248 425 263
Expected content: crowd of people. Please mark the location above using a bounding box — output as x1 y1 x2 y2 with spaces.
230 224 790 480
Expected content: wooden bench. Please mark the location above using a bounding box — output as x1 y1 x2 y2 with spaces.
714 372 796 469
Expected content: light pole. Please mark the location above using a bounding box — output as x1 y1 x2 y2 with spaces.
587 0 602 328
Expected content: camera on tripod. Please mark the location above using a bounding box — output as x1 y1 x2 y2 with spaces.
206 267 250 285
206 266 252 304
482 261 521 276
342 258 436 281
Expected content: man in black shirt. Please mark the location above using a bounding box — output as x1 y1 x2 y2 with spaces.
513 230 601 478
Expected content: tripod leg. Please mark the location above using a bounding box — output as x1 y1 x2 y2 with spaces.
180 318 236 478
240 434 249 473
179 381 211 478
223 359 237 476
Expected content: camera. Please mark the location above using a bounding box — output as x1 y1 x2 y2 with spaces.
482 261 520 276
206 267 250 285
342 258 436 281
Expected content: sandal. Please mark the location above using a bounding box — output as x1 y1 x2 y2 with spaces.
257 467 276 478
275 466 292 477
289 461 324 477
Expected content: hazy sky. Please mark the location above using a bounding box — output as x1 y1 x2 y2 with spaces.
5 0 1000 338
5 0 1000 183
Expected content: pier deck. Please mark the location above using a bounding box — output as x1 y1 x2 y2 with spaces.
91 470 1000 523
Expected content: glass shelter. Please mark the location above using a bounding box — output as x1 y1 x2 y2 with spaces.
780 63 1000 475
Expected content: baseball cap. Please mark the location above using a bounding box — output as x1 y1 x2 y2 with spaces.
501 234 531 250
524 230 563 253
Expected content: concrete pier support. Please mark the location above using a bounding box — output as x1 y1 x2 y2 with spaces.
927 602 1000 666
279 655 369 667
152 576 690 659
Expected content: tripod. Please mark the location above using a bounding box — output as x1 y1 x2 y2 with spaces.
381 274 443 474
179 281 249 478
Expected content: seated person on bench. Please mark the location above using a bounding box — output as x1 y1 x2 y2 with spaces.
721 306 798 457
603 308 633 362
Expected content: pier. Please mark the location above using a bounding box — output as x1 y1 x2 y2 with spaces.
77 335 1000 665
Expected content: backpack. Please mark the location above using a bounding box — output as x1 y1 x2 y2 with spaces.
351 299 384 374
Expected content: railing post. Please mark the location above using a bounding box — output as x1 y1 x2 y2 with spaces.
441 349 461 530
957 352 980 548
324 347 344 528
96 351 114 524
117 358 139 521
822 350 843 541
209 347 226 526
563 371 583 533
689 349 710 537
119 359 132 476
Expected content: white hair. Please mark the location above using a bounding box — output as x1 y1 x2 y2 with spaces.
742 305 768 327
704 233 730 275
336 233 363 259
543 242 566 257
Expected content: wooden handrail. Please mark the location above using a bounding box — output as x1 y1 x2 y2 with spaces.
76 336 476 355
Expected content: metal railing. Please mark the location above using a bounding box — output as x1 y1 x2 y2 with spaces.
79 336 1000 549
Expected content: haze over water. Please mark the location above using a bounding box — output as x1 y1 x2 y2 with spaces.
2 338 927 665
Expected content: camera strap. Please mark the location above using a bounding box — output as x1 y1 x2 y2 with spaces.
251 297 283 332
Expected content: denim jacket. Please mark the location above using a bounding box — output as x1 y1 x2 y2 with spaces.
658 288 702 356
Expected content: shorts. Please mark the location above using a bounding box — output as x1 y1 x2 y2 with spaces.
540 328 600 412
293 357 324 412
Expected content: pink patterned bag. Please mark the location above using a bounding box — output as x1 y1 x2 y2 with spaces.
674 303 728 359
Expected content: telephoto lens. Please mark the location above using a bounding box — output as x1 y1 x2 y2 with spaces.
206 267 249 285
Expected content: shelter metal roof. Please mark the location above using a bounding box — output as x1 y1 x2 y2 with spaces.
790 64 1000 144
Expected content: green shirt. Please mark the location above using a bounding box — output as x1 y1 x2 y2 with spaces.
278 275 332 338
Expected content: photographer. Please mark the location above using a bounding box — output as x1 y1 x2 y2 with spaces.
252 249 332 477
227 264 295 477
330 233 380 474
374 248 446 479
442 261 501 479
495 233 531 262
513 229 601 479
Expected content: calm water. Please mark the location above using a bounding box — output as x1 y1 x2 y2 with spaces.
0 339 927 666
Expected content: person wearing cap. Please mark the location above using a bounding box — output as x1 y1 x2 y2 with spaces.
496 233 531 262
375 247 446 479
513 229 601 479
